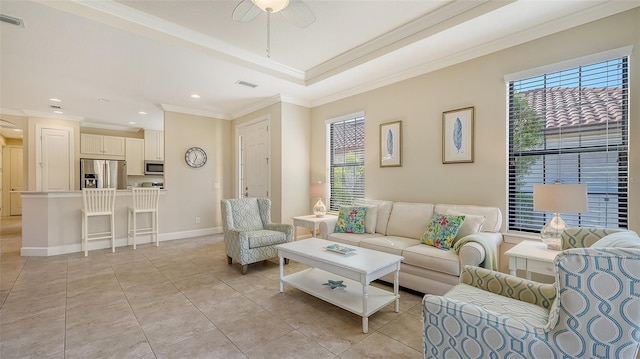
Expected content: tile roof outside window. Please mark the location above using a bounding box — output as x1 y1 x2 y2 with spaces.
521 87 623 129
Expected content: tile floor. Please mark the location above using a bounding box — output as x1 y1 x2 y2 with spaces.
0 217 424 358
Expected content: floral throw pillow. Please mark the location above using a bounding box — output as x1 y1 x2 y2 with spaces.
420 212 466 250
334 206 367 234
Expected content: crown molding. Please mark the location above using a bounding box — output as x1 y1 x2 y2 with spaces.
67 0 306 83
80 121 141 132
311 0 639 108
23 110 85 122
0 108 27 117
160 104 228 120
229 95 283 119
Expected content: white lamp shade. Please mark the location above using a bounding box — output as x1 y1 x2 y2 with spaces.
533 183 588 213
310 182 328 199
252 0 289 13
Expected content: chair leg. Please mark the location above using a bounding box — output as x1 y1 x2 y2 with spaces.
82 215 88 257
241 265 248 275
227 255 233 264
133 211 137 250
111 214 115 253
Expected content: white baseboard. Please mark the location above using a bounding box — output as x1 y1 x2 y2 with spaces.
20 227 224 257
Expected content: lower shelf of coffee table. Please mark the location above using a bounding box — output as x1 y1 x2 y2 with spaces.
281 267 398 317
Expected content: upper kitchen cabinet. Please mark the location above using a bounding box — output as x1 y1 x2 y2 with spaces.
144 130 164 161
125 138 145 175
81 134 125 157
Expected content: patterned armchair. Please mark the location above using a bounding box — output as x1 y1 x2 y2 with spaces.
220 198 293 274
423 228 640 359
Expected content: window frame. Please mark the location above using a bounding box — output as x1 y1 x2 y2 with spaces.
506 51 630 233
326 112 365 212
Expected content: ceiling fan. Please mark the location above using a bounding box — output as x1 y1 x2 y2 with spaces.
232 0 316 58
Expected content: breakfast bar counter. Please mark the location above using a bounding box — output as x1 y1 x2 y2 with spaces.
20 190 166 256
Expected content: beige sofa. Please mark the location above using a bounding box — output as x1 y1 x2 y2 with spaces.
319 200 503 295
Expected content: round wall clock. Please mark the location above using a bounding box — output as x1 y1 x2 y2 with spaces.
185 147 207 168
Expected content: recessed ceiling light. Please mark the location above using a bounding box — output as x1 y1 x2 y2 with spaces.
53 110 63 114
128 121 136 125
49 98 62 102
190 94 200 99
13 129 22 132
98 98 110 102
138 111 147 115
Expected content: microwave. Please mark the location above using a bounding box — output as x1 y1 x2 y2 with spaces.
144 161 164 175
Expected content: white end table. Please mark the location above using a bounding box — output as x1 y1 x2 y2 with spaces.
292 214 337 240
504 240 559 279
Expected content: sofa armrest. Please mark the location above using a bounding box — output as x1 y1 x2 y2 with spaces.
459 265 556 309
319 217 339 239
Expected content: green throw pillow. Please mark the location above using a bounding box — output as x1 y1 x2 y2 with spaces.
334 206 366 234
420 212 465 250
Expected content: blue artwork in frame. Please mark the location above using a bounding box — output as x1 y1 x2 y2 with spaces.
442 107 474 163
380 120 402 167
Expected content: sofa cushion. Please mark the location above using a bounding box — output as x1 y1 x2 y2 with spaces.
420 212 465 250
435 204 502 233
334 206 366 234
446 209 485 240
386 202 435 239
360 236 418 256
364 205 379 234
247 230 288 249
402 243 462 276
353 199 393 234
327 232 382 247
591 231 640 249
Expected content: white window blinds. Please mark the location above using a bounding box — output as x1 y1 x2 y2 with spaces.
328 115 365 211
508 56 629 232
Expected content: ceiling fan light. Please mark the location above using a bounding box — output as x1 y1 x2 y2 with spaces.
252 0 289 13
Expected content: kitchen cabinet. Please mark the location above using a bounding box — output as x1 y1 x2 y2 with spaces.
144 130 164 161
125 138 145 175
81 134 125 157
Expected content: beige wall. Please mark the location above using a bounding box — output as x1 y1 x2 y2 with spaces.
310 8 640 233
163 111 232 236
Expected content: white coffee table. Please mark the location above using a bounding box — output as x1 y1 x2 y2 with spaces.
276 238 403 333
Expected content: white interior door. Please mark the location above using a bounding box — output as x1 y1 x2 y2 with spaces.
9 146 23 216
41 128 72 191
239 119 270 198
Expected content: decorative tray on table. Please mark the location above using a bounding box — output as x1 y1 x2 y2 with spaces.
324 243 356 255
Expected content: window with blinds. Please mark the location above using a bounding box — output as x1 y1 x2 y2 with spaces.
328 115 365 211
508 56 628 233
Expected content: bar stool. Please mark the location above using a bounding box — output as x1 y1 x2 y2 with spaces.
128 187 160 249
81 188 116 257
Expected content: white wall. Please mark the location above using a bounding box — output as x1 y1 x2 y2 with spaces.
310 8 640 233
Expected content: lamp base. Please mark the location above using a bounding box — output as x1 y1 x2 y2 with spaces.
540 213 566 250
313 198 326 217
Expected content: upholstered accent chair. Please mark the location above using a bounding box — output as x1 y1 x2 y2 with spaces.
423 228 640 359
221 198 293 274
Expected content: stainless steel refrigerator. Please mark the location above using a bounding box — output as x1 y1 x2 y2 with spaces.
80 159 127 189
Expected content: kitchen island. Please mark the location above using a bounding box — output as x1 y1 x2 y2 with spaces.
20 190 167 256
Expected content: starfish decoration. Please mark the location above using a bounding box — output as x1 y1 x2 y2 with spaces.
323 280 346 290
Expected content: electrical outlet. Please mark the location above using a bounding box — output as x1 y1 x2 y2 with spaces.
195 216 200 224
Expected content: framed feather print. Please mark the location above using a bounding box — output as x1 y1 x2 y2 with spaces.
442 107 474 163
380 120 402 167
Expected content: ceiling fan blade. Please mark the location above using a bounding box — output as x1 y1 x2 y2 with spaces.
232 0 262 22
281 0 315 28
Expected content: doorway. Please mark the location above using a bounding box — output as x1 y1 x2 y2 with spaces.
237 118 270 199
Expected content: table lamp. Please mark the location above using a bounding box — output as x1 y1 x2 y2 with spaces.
533 182 587 250
310 182 328 217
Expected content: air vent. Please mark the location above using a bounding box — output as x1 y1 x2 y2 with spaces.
0 14 25 27
50 105 61 109
235 80 258 88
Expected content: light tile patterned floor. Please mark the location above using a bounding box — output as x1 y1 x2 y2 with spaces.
0 217 424 358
